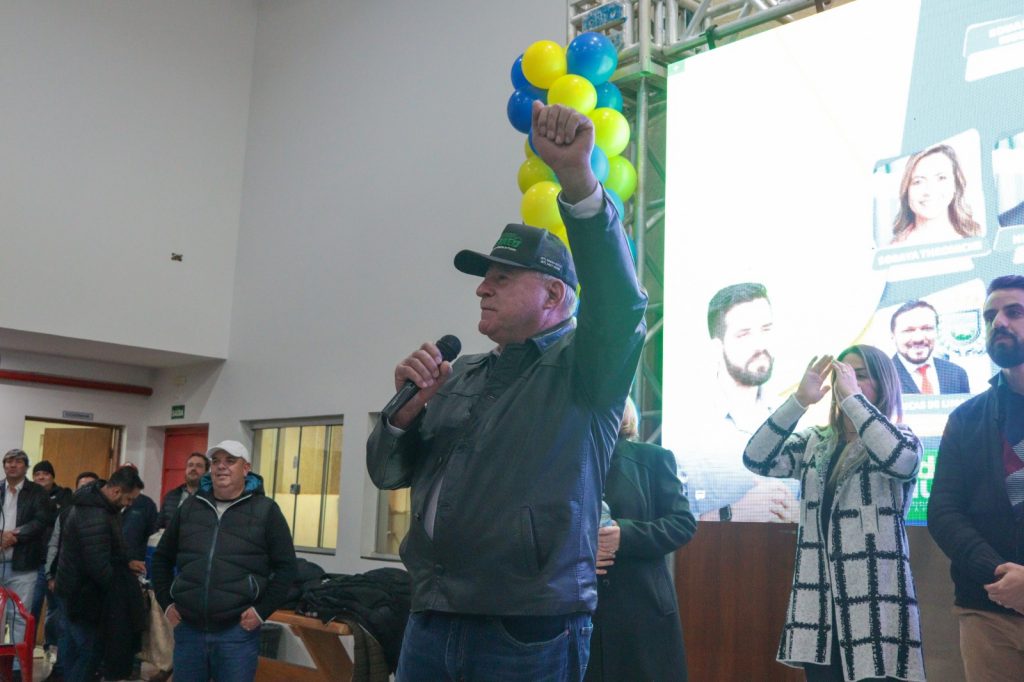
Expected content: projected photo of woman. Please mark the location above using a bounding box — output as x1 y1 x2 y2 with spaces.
743 347 925 681
889 144 981 246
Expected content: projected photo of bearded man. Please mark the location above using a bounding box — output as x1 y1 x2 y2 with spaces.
677 282 799 524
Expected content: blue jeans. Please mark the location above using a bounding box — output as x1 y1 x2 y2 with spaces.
173 621 261 682
63 618 102 682
30 564 46 624
46 592 66 674
396 611 592 682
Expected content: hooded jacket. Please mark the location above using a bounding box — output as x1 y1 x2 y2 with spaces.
55 481 130 622
151 472 297 631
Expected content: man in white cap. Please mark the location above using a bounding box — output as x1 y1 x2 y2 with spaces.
151 440 296 681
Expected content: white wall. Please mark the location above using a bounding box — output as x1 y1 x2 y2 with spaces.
0 0 257 359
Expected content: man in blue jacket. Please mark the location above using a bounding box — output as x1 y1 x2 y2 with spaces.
367 101 647 681
929 274 1024 679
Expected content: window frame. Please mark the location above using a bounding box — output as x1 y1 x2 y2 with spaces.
248 415 343 555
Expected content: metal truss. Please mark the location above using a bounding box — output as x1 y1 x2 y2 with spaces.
567 0 837 442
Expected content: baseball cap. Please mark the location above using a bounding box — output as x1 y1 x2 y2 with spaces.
454 223 578 289
3 449 29 465
206 440 250 464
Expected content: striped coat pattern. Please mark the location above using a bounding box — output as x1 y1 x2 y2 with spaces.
743 394 926 682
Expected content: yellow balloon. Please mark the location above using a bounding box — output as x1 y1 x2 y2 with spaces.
547 222 571 250
589 107 630 157
522 40 567 90
547 74 597 115
521 180 565 231
518 157 556 193
605 156 637 201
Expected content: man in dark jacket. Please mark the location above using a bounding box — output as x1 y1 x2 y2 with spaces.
152 440 296 681
158 451 209 529
929 274 1024 678
366 102 647 681
0 448 54 681
56 466 146 682
118 464 159 573
29 459 72 666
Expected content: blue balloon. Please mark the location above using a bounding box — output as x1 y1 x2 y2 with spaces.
606 187 626 220
507 88 540 134
528 129 537 155
511 54 530 90
595 81 623 112
590 145 609 182
566 32 618 86
512 56 549 100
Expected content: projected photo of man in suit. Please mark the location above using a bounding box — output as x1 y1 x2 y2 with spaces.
890 299 970 395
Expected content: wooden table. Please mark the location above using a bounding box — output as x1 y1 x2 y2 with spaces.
256 610 353 681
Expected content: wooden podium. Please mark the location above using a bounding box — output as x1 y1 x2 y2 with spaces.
675 521 803 681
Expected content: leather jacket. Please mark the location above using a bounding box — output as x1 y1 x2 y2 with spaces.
368 193 647 615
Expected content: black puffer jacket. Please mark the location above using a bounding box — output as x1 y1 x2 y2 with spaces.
55 481 130 623
158 483 189 529
151 472 296 630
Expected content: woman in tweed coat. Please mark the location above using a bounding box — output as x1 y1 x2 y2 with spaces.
743 345 926 681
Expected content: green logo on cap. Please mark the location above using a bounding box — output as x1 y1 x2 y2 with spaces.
494 234 522 250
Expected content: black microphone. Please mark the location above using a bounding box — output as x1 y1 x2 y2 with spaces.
381 335 462 421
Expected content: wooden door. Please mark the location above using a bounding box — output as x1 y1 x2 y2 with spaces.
41 427 115 486
160 427 208 504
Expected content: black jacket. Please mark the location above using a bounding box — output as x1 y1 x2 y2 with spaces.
121 493 158 561
586 439 696 682
929 374 1024 615
158 483 193 529
55 481 132 623
2 479 54 571
297 567 411 672
367 195 647 616
151 472 297 630
46 484 73 517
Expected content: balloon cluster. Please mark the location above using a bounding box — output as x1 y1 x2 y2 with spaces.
507 34 637 249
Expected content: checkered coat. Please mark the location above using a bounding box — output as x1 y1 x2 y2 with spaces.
743 394 926 682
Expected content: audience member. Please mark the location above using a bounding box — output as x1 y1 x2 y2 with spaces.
0 448 54 682
158 452 209 529
56 467 147 682
152 440 296 681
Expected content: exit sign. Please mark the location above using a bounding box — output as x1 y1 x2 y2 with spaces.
171 405 185 420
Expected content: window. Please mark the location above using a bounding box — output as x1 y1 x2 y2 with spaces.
250 418 342 553
368 412 410 558
375 488 410 557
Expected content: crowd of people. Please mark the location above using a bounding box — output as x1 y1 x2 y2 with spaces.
3 101 1020 682
0 439 296 682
